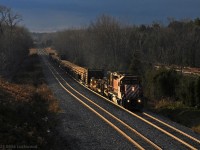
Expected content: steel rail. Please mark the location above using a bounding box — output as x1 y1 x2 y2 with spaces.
143 112 200 144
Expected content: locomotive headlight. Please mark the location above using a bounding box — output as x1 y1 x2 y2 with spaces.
132 87 135 91
137 99 141 103
127 99 130 103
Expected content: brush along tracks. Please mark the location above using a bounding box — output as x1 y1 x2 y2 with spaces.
38 49 200 149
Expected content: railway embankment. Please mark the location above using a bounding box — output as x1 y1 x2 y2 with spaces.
150 100 200 134
0 49 60 149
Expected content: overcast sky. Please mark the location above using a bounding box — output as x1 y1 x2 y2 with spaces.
1 0 200 32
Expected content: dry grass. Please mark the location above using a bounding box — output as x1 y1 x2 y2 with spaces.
0 78 60 147
29 48 37 55
0 79 33 102
0 78 60 113
37 84 60 113
192 125 200 134
0 52 61 148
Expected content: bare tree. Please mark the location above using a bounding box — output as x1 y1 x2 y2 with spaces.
0 5 32 77
0 5 8 34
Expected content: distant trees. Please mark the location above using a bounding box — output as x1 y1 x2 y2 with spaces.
0 5 33 77
53 29 87 65
53 15 200 72
53 15 134 71
88 15 130 70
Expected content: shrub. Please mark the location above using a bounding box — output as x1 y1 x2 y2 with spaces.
152 69 179 99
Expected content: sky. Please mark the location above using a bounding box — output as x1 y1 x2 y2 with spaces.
1 0 200 32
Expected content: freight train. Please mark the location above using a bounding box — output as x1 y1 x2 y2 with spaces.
48 51 144 111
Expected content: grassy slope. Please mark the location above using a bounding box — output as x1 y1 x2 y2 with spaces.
152 100 200 134
0 49 60 149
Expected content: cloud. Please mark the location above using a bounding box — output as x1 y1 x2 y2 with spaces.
1 0 200 32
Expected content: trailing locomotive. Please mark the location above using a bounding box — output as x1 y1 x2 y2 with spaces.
48 51 144 111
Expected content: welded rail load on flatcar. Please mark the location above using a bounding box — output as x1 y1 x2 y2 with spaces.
61 60 87 82
48 51 144 111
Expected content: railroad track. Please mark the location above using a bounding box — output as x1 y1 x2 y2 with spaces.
38 49 200 149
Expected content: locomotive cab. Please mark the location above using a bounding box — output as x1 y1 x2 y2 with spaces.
109 72 144 111
120 76 144 111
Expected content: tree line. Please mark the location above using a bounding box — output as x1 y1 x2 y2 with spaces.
51 15 200 74
0 5 33 77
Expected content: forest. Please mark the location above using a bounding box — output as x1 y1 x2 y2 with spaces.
51 15 200 71
41 15 200 108
0 5 33 77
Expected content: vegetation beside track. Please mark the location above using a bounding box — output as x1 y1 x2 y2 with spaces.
144 68 200 134
0 49 61 149
152 100 200 134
